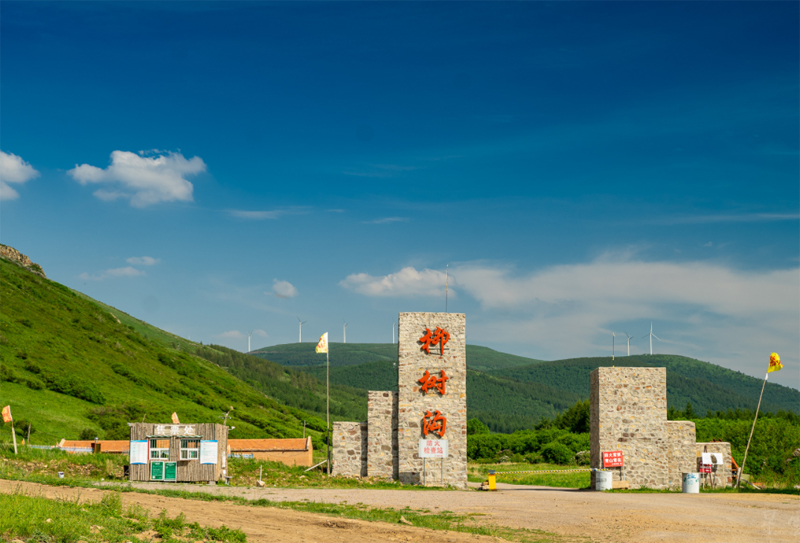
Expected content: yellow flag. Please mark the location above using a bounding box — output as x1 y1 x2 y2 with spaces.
767 352 782 373
171 412 180 424
1 406 11 424
315 332 328 354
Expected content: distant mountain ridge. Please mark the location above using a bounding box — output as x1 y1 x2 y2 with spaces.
254 343 800 432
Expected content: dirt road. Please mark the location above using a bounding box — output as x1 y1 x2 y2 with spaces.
4 479 799 542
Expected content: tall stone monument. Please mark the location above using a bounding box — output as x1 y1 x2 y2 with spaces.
397 312 467 488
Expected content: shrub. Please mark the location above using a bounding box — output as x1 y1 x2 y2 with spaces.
540 441 573 465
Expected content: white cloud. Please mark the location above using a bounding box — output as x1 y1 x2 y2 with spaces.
218 330 245 339
253 329 268 337
0 150 40 201
339 266 451 298
339 257 800 386
68 150 206 207
126 256 160 266
79 266 146 281
363 217 408 224
229 210 285 220
271 279 298 299
653 213 800 225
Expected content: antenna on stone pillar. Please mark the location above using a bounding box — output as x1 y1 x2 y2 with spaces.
445 263 449 313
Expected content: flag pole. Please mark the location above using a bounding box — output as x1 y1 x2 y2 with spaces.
11 420 17 455
326 346 330 476
736 371 768 488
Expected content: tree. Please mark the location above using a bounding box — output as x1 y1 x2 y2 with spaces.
467 418 490 435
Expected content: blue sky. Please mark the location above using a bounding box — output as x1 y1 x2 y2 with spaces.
2 1 798 390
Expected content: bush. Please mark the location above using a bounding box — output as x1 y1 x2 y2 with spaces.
540 441 573 465
79 428 98 440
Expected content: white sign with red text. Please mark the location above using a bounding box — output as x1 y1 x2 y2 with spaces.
419 439 448 459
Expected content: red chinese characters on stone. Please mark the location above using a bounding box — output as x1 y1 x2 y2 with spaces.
418 370 448 395
418 327 450 355
422 410 447 438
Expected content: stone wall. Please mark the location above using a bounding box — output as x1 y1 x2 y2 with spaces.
697 441 732 487
590 367 698 489
332 421 367 477
367 391 398 479
397 312 467 488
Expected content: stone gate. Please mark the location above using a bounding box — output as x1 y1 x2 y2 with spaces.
333 312 467 488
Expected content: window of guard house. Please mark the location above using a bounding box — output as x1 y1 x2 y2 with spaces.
181 439 200 460
150 439 170 459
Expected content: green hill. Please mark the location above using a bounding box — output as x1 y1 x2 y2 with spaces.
257 345 799 433
0 256 355 448
251 342 543 371
300 361 582 432
490 355 800 416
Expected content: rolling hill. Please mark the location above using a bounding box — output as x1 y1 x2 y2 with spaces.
256 343 800 433
251 342 543 371
0 255 364 448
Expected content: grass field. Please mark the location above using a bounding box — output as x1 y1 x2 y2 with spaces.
0 490 246 542
468 462 592 489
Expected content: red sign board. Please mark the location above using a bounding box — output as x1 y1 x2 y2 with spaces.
700 464 713 474
602 450 624 467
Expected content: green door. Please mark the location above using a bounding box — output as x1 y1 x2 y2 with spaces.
150 461 164 481
164 462 177 481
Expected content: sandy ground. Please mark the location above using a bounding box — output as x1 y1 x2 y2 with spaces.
4 479 800 542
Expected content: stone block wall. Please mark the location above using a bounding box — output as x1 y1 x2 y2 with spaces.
397 312 467 488
665 421 697 487
697 442 732 486
332 422 367 477
367 391 398 479
591 367 698 489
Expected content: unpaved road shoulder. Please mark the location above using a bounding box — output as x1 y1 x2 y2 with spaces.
121 480 800 542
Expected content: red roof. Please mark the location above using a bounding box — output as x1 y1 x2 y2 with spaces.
228 438 310 452
60 440 130 452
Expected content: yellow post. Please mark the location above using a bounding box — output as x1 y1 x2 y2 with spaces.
488 470 497 491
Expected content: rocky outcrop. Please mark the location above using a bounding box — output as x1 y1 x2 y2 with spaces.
0 244 46 278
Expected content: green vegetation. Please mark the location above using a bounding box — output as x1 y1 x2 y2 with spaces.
491 355 799 416
0 258 328 445
251 342 543 371
192 344 368 421
0 490 246 542
468 462 591 489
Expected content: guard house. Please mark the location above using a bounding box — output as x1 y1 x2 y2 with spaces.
128 423 228 483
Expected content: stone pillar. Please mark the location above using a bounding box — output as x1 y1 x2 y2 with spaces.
332 421 367 477
367 391 398 479
397 312 467 488
590 366 697 490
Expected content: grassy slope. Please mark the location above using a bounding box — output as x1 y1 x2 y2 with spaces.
301 360 582 432
0 258 328 445
250 343 544 370
492 355 800 415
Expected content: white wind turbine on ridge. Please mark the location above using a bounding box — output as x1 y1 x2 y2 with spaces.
624 332 633 356
643 322 660 355
247 330 252 353
343 320 347 344
297 316 307 343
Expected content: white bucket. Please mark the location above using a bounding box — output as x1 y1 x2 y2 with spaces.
682 472 700 494
595 470 613 491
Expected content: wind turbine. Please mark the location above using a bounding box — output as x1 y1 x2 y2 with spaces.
612 332 615 361
247 330 252 353
392 321 396 344
297 317 307 343
343 320 347 344
624 332 633 356
643 322 660 355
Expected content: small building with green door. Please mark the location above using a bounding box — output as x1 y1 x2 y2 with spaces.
128 423 228 483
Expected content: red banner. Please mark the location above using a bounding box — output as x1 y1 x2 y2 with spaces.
602 450 624 467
